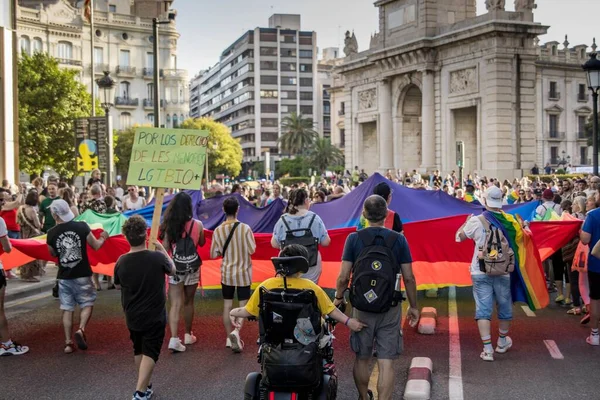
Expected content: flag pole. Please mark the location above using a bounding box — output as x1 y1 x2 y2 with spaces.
90 0 96 116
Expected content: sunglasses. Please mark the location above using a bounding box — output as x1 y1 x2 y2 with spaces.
128 189 136 192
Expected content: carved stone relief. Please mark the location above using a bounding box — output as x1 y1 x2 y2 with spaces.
358 88 377 110
449 67 478 95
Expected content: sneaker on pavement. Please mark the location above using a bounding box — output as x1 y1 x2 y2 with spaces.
480 350 494 362
184 333 197 345
555 295 565 303
495 336 513 354
0 342 29 356
168 337 186 353
229 330 243 353
145 384 153 399
586 334 600 346
132 391 146 399
226 337 232 348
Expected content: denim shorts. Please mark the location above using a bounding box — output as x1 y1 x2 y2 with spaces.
472 274 512 321
58 277 97 312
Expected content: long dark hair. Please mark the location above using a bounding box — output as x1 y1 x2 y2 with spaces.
287 188 308 215
159 192 194 248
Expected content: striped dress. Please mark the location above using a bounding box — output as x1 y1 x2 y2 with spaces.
210 220 256 287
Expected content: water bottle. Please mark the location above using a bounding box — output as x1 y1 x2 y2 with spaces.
394 273 401 292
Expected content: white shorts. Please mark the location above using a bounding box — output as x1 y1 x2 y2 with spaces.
169 270 200 286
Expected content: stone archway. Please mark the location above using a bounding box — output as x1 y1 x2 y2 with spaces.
399 85 422 171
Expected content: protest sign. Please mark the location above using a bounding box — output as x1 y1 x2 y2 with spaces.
127 127 210 190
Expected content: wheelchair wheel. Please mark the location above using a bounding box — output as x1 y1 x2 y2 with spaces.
317 374 338 400
244 372 262 400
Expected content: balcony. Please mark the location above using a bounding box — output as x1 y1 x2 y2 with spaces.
577 131 590 140
547 131 565 140
58 58 82 67
162 69 188 79
143 68 164 79
548 91 561 101
90 64 109 75
115 97 139 108
116 65 137 77
143 98 154 109
578 93 589 102
338 109 345 116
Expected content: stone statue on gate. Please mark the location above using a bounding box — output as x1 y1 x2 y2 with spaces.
343 31 358 57
515 0 536 11
485 0 505 11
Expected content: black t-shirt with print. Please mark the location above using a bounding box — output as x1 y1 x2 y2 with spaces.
114 250 172 331
47 221 92 280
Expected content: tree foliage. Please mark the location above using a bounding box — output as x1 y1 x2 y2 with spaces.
275 156 309 177
309 138 345 174
278 112 317 155
18 52 103 177
114 125 150 183
180 118 243 177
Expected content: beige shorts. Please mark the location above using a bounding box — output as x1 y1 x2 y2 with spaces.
169 270 200 286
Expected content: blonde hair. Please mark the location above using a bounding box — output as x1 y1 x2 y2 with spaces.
573 196 587 215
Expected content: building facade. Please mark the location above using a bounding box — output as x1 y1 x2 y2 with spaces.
194 14 318 163
536 37 593 169
0 0 18 183
329 0 594 179
16 0 188 131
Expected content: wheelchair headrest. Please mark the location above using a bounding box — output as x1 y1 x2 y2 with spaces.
271 256 309 276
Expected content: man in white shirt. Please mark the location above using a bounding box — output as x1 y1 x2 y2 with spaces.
0 216 29 356
455 186 513 362
535 189 562 219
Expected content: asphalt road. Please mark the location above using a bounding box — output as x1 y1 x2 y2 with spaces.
2 286 600 400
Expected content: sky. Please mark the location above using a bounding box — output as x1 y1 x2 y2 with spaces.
174 0 600 76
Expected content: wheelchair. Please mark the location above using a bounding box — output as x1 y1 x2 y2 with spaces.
243 256 339 400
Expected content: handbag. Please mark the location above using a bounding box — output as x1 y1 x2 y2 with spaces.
571 242 589 272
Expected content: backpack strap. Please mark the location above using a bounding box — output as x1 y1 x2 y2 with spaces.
186 220 195 238
384 231 399 250
357 228 376 247
222 222 240 255
280 215 292 231
307 213 317 230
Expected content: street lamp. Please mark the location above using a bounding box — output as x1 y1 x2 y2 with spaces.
95 71 116 186
152 10 177 129
558 150 571 169
583 38 600 175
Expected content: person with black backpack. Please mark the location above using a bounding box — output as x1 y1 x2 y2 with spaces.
334 195 418 400
271 188 331 284
159 192 205 353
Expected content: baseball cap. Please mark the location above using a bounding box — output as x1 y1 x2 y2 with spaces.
542 189 554 200
485 186 503 208
49 199 75 222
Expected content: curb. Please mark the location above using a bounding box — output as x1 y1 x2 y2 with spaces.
404 357 433 400
5 279 56 304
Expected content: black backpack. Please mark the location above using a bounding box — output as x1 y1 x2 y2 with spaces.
350 230 400 313
280 214 319 267
172 222 201 274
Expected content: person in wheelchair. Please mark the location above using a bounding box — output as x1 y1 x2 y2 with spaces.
230 244 365 398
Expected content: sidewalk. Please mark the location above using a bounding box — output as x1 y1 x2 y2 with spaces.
5 264 57 304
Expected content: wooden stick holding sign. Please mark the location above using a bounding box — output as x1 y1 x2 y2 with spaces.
126 127 210 250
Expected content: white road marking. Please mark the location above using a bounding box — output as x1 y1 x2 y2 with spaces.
521 305 536 317
5 292 51 309
448 286 464 400
543 340 564 360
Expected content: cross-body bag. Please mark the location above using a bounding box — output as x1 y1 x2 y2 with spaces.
222 222 241 255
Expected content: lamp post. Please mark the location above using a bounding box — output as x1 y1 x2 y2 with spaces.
558 150 571 169
583 39 600 176
152 10 177 129
96 71 116 186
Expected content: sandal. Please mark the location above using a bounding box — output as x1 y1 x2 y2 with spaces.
567 307 582 315
74 329 88 350
64 341 74 354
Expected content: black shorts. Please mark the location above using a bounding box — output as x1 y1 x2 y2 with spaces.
0 270 6 290
222 284 251 301
129 321 166 363
589 271 600 300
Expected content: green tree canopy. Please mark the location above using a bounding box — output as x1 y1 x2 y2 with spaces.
278 112 317 155
18 52 102 177
180 117 243 177
114 124 151 183
309 138 345 174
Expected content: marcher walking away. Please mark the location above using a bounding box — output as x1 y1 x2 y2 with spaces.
46 200 108 353
159 192 205 353
334 195 419 400
114 215 176 400
210 197 256 353
17 191 43 281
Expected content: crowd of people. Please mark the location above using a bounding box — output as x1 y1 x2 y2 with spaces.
2 167 600 399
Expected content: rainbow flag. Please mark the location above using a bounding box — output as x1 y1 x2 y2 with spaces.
506 190 519 205
463 192 481 205
484 211 549 311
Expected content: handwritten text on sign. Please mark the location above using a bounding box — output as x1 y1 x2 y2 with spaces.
127 128 210 190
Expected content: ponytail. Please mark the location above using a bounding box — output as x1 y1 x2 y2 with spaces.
288 188 308 215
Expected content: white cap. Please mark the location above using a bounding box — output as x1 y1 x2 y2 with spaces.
49 199 75 223
485 186 503 209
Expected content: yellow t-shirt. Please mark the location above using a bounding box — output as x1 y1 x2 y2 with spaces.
245 277 336 317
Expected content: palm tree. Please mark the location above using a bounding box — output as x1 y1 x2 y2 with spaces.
278 112 317 155
309 138 345 174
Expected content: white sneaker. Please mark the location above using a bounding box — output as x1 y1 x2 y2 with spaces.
168 337 186 353
0 342 29 356
495 336 513 354
229 330 244 353
586 334 600 346
226 337 232 348
184 333 197 345
480 350 494 362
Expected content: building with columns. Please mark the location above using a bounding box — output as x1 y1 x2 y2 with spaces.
330 0 564 179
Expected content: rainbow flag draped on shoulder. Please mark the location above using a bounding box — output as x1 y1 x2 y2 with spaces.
483 211 549 310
